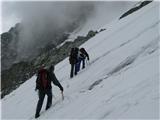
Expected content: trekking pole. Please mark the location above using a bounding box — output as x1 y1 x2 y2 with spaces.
61 91 64 100
86 59 90 65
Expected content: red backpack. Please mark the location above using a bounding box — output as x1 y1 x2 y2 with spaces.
37 69 49 89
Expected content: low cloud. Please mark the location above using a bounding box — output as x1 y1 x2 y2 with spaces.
2 1 134 60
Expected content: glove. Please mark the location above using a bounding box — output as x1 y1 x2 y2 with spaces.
35 88 38 91
60 86 64 92
61 88 64 92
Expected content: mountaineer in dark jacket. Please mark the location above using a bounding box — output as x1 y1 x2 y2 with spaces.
79 48 90 69
69 47 78 78
35 65 63 118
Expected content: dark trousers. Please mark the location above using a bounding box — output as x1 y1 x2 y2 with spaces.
35 89 52 116
70 64 76 78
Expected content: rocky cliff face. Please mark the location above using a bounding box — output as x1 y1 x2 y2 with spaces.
1 28 99 98
119 1 152 19
1 23 21 71
1 21 78 71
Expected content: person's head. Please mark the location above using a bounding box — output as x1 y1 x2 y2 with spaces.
49 65 55 71
80 48 85 51
39 64 45 69
37 64 46 75
75 47 79 52
71 47 74 52
82 47 84 50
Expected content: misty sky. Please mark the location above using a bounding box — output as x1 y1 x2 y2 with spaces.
1 1 95 33
1 1 136 59
1 1 135 33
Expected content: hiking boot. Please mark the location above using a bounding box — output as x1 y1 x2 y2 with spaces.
70 75 73 78
45 106 50 110
46 103 52 110
35 113 40 119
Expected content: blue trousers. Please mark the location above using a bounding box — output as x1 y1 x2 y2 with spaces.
76 58 85 73
81 58 85 69
75 58 81 73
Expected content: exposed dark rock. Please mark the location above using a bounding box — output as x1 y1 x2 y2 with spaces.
1 23 20 71
88 79 103 90
119 1 152 19
99 28 106 32
1 62 36 98
86 30 98 39
1 30 99 98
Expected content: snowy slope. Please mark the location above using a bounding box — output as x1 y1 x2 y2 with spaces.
2 2 159 119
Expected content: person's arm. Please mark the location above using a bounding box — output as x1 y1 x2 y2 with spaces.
85 51 89 60
35 72 40 90
82 49 89 60
52 73 63 91
86 53 89 60
69 57 72 64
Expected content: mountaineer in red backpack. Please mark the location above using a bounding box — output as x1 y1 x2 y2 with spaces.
35 65 63 118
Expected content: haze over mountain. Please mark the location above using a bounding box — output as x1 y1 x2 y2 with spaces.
2 1 134 60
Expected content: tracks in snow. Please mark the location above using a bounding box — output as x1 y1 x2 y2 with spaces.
88 38 159 91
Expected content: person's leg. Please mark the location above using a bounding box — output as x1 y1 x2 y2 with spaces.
77 58 81 72
82 58 85 69
75 62 78 75
70 64 74 78
35 90 45 118
46 89 52 110
79 58 83 70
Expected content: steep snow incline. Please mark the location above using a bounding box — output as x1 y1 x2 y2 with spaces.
2 2 159 119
